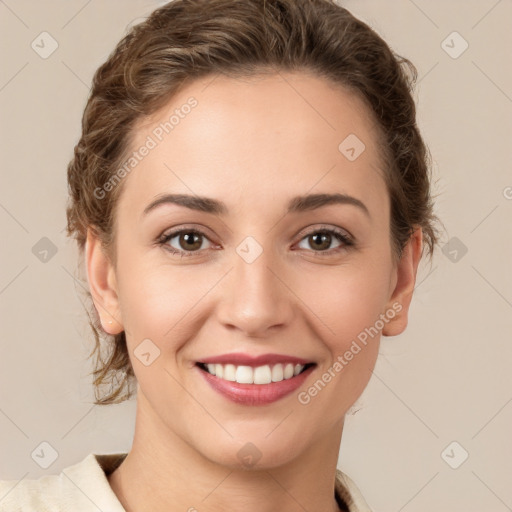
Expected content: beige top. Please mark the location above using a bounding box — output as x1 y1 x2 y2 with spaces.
0 453 372 511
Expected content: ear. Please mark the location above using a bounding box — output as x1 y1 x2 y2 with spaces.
85 228 124 335
382 227 423 337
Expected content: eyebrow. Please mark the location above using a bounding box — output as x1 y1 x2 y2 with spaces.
142 192 370 218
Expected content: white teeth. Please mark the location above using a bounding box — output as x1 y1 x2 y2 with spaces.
223 364 236 381
202 362 307 384
253 365 272 385
271 364 284 382
235 365 253 384
284 363 294 379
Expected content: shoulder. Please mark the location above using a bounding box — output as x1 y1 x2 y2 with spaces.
335 468 373 512
0 453 127 512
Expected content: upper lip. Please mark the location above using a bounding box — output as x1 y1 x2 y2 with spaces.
197 352 314 367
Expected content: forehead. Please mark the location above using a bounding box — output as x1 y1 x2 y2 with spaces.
118 71 388 220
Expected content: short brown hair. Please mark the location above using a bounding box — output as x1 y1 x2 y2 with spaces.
66 0 441 405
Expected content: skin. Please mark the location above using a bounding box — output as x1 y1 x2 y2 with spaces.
86 71 423 512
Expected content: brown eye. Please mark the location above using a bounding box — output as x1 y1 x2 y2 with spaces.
177 232 203 251
159 229 212 256
308 232 333 251
297 228 353 254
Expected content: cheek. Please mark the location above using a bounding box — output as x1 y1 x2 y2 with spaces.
115 262 200 400
297 256 392 400
301 261 392 345
116 254 209 350
294 268 388 414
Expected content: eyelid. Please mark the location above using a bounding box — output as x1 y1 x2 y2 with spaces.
294 223 353 243
158 224 216 242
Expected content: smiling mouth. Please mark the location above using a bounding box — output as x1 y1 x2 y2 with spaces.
196 362 316 385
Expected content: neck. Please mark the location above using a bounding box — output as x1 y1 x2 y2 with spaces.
108 392 345 512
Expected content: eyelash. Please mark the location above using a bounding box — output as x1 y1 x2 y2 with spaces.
157 226 354 258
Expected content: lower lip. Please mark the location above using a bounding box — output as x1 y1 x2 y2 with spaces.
196 364 315 406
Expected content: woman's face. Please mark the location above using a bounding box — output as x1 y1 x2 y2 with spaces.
87 71 421 468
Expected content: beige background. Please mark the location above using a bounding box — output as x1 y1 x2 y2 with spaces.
1 1 511 510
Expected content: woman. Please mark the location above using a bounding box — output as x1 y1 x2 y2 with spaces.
0 0 439 510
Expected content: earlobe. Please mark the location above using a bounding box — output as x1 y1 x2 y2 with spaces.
85 228 124 335
382 227 423 337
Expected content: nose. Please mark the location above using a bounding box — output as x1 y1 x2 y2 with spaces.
215 242 294 338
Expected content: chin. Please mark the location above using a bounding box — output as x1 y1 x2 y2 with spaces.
195 432 306 471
